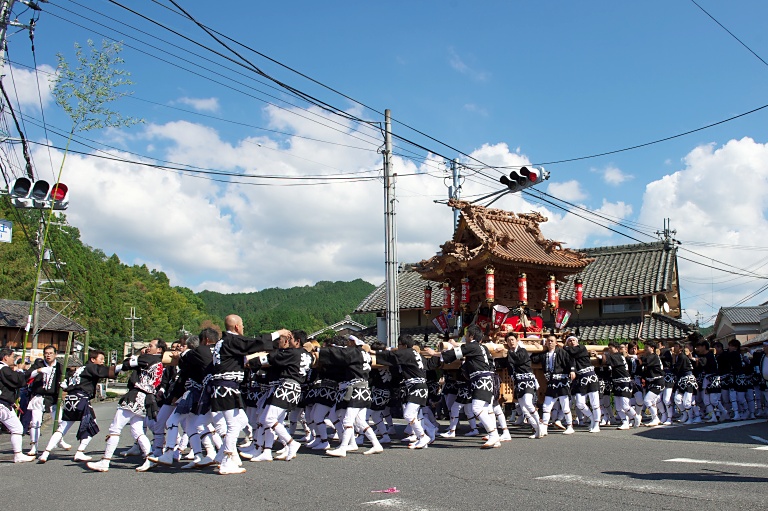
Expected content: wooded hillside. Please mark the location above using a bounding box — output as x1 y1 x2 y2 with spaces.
0 197 375 352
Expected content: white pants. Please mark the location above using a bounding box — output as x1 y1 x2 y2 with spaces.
104 408 150 460
221 408 248 455
574 391 601 424
0 404 24 453
542 395 572 426
27 395 56 446
402 402 425 438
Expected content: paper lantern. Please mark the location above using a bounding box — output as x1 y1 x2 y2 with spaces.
518 273 528 306
485 267 495 303
424 285 432 316
574 278 584 310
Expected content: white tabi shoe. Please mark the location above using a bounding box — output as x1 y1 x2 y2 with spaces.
401 435 417 443
239 444 259 460
252 450 273 462
539 424 548 437
691 416 702 424
58 439 72 451
706 414 719 423
27 445 37 457
480 432 501 449
563 426 575 435
151 450 176 466
195 455 216 467
463 429 480 437
553 420 565 430
135 458 157 472
499 430 512 442
280 441 301 461
408 435 430 450
37 451 50 463
185 449 196 460
86 458 111 472
646 418 661 427
311 440 330 450
588 424 600 433
180 456 201 469
439 430 456 438
617 421 631 430
219 453 246 475
73 451 93 462
326 447 347 458
379 434 391 444
633 415 642 428
363 445 384 455
14 452 35 463
120 443 141 457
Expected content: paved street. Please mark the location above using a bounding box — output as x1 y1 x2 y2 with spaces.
2 401 767 511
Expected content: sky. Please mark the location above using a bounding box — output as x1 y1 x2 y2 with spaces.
3 0 768 327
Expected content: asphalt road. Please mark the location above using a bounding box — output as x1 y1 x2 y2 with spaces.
2 401 767 511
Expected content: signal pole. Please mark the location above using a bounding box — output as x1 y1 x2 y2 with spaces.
383 109 400 348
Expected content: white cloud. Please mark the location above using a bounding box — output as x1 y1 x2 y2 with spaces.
598 165 633 185
175 96 220 112
7 64 56 108
547 180 587 202
638 137 768 325
448 48 489 82
464 103 488 117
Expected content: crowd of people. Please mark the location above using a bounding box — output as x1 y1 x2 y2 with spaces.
1 316 767 473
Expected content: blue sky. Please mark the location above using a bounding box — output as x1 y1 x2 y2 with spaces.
4 0 768 326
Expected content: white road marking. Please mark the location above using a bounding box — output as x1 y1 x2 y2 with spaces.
751 446 768 451
534 474 709 500
664 458 768 469
749 435 768 444
689 419 763 432
361 498 433 511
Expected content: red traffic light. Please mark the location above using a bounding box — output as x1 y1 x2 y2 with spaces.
50 183 68 201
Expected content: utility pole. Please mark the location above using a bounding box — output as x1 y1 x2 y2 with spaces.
0 1 17 76
383 109 400 348
125 307 141 355
450 159 461 233
30 215 44 349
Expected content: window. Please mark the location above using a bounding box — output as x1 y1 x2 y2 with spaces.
602 298 642 315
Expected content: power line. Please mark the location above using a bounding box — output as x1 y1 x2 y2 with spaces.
689 0 768 69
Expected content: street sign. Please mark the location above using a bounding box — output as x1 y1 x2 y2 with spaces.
0 219 12 243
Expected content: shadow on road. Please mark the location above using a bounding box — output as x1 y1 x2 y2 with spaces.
604 469 768 484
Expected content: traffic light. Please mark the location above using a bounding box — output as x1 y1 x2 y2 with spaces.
499 166 550 192
9 177 69 210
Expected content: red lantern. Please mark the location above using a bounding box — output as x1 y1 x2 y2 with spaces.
553 284 560 310
546 274 557 309
574 278 583 310
442 282 452 312
518 273 528 306
485 266 495 303
461 277 470 310
424 285 432 316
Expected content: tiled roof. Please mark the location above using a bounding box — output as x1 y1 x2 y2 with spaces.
308 315 367 338
417 201 592 280
354 271 444 313
559 242 676 299
0 299 87 333
718 306 768 325
570 313 692 343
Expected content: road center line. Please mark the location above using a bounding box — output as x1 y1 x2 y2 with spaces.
664 458 768 469
749 435 768 444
